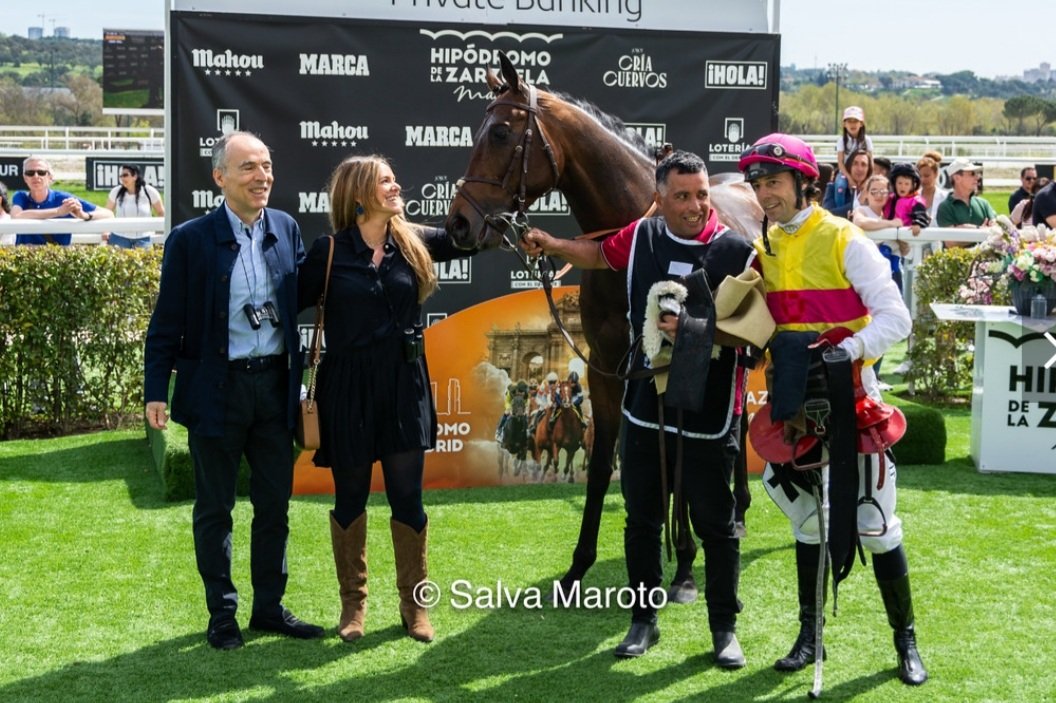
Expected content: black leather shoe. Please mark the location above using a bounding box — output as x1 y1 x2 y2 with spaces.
614 621 660 658
206 619 244 650
712 630 746 669
249 607 325 640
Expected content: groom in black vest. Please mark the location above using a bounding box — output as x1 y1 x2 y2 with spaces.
522 151 756 667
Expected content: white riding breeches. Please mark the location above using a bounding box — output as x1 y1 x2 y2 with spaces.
763 452 903 554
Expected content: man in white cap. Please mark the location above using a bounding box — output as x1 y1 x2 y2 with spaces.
936 158 996 247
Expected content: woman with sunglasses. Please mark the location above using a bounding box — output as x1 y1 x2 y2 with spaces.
105 164 165 249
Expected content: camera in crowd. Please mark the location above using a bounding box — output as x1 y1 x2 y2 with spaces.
403 323 424 362
243 301 281 330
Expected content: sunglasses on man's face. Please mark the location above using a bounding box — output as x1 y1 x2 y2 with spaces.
24 170 50 177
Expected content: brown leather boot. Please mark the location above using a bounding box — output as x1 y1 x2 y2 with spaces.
390 518 434 642
330 511 367 642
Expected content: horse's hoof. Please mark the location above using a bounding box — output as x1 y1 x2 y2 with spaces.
666 577 698 605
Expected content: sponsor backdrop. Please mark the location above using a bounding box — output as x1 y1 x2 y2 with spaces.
167 6 778 491
85 157 166 192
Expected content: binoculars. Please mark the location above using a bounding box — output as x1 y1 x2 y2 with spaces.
243 301 280 330
403 323 425 362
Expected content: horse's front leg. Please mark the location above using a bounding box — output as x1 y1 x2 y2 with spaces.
564 443 576 483
558 371 620 590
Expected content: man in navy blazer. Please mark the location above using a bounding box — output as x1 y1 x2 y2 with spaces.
145 131 322 649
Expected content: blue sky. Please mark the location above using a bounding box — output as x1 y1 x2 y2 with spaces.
5 1 1055 79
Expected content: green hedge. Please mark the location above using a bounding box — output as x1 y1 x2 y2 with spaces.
906 246 1007 399
885 393 947 465
146 420 251 502
0 245 161 438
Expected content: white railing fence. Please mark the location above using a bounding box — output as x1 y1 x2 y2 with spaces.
1 126 1054 163
0 126 164 155
801 134 1056 165
0 217 166 245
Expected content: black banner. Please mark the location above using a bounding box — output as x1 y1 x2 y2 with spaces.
170 12 779 318
0 157 24 191
85 157 166 192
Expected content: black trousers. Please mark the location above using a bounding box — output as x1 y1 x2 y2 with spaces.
620 419 742 630
187 365 293 626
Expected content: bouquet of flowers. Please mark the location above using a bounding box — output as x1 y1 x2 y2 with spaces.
961 216 1056 311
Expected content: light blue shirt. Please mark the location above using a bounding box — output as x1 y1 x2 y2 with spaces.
225 204 284 360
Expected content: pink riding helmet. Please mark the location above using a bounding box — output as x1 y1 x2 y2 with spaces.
738 133 820 182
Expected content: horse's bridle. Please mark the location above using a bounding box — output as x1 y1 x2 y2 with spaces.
454 82 560 251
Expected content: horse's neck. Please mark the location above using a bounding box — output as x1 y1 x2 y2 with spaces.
551 121 654 232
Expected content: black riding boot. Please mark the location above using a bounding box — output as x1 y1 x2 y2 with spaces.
775 541 828 672
874 545 928 685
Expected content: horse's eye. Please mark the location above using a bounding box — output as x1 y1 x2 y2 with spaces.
491 124 511 142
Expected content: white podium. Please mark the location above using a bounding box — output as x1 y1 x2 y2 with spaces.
931 304 1056 474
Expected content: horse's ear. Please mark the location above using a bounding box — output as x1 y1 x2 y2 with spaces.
498 51 520 92
485 67 502 92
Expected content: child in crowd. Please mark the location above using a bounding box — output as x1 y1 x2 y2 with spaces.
884 162 931 240
835 106 873 180
851 172 911 392
853 174 909 292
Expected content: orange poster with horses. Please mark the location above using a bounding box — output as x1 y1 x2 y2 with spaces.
293 286 766 494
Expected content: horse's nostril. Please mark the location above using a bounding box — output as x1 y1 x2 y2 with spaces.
447 215 468 239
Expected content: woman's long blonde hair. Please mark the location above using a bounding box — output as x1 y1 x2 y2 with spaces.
327 155 438 302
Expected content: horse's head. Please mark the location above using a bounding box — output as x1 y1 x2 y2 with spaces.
511 391 528 417
558 381 574 408
446 52 561 251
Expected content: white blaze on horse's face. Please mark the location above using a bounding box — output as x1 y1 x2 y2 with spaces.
374 162 404 218
656 170 711 240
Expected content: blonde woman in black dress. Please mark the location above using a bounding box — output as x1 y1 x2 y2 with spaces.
299 155 467 644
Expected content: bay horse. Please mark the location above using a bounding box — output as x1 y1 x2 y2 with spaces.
532 381 585 483
499 389 530 479
445 53 763 596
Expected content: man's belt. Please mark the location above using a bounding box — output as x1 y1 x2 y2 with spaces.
229 354 285 373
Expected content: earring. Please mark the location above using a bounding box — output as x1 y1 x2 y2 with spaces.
355 204 365 216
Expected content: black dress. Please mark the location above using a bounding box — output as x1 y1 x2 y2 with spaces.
298 224 464 468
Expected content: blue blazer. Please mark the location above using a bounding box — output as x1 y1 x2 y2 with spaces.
144 206 305 437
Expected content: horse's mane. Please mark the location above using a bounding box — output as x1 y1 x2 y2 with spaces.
543 89 655 161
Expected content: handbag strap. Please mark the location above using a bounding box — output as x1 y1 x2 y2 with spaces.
305 236 335 404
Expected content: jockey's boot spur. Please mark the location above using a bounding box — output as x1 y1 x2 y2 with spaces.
775 541 827 672
874 546 928 685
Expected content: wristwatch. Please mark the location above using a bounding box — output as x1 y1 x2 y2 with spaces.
84 212 93 221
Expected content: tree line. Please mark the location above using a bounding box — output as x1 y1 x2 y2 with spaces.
780 83 1056 137
3 31 1054 136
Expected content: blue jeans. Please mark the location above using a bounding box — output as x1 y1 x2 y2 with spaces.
108 233 153 249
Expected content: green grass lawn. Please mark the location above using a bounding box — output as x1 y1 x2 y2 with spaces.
1 408 1054 702
980 190 1011 217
